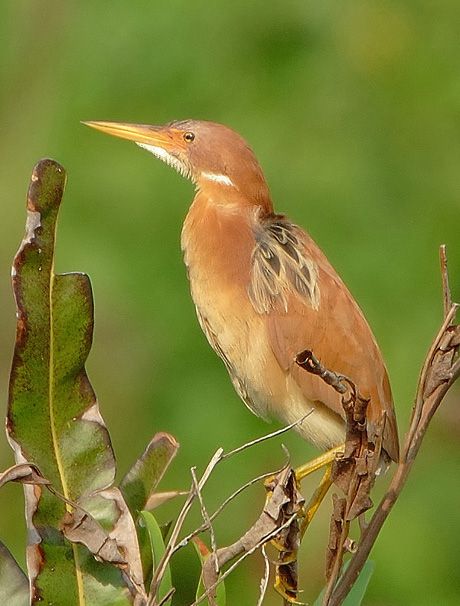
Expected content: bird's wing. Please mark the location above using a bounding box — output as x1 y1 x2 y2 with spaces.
249 215 399 461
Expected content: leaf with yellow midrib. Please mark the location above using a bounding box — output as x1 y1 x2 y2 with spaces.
7 159 133 605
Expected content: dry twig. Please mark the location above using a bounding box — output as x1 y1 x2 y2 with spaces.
307 245 459 606
149 418 309 605
257 545 271 606
328 273 459 606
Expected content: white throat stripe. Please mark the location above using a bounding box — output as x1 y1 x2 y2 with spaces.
137 142 171 161
201 172 235 187
136 142 191 179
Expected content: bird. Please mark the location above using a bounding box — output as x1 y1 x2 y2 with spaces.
83 119 399 467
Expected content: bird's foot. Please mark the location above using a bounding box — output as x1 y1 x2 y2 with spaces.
263 467 305 603
294 444 344 483
262 459 336 603
271 541 305 604
274 571 305 605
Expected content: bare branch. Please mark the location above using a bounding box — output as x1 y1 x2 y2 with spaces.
326 248 460 606
191 512 298 606
295 350 348 394
440 244 452 318
222 412 313 461
149 421 304 603
148 448 223 603
191 467 219 580
257 546 271 606
175 458 290 554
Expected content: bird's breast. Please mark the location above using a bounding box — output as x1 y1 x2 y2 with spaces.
181 198 282 419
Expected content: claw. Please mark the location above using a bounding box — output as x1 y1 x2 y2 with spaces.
276 551 298 565
274 575 306 604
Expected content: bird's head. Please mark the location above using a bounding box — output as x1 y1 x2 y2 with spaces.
83 119 272 207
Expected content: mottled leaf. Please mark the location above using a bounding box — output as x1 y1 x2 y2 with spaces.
0 542 28 606
7 159 137 604
139 510 172 605
192 537 226 606
121 432 179 516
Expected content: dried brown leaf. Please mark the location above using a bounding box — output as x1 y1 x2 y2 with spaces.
62 509 125 564
326 495 346 580
0 463 50 489
145 490 187 511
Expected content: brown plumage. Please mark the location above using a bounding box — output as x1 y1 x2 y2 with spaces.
84 119 399 463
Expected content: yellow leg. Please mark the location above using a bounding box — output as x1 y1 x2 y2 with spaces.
301 464 334 535
295 444 344 482
272 447 343 603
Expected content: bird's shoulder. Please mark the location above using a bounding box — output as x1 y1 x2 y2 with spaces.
247 211 385 384
248 212 346 315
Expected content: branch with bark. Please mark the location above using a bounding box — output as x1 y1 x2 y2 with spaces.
297 245 459 606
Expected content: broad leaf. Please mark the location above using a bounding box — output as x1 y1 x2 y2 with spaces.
121 432 179 516
0 542 28 606
121 433 179 590
7 159 137 604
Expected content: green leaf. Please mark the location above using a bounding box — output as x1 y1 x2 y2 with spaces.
313 560 375 606
0 542 28 606
140 510 173 604
192 537 226 606
120 434 178 589
121 432 179 516
7 159 133 604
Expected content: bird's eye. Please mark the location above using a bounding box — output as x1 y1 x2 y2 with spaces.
183 132 195 142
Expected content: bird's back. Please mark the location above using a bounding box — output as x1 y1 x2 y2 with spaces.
254 216 399 462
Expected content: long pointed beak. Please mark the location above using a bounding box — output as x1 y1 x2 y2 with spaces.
82 121 178 151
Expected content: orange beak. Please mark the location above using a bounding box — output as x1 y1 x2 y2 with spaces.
82 121 185 153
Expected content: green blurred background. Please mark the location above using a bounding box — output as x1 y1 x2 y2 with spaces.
1 1 459 604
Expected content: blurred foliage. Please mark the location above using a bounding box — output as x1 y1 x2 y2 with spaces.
1 1 459 604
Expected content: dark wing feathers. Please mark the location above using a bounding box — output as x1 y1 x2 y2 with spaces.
248 218 320 314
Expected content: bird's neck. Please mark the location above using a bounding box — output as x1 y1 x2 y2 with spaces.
195 169 273 214
181 189 271 289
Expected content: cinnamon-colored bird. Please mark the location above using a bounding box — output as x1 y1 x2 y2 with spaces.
84 119 399 466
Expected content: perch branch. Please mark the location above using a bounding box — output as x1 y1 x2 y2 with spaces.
327 246 459 605
295 245 459 605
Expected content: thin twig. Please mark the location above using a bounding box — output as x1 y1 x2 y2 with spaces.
405 303 458 460
440 245 452 319
257 545 271 606
174 458 290 554
190 514 297 606
157 587 175 606
191 467 218 576
222 412 313 461
148 448 223 603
